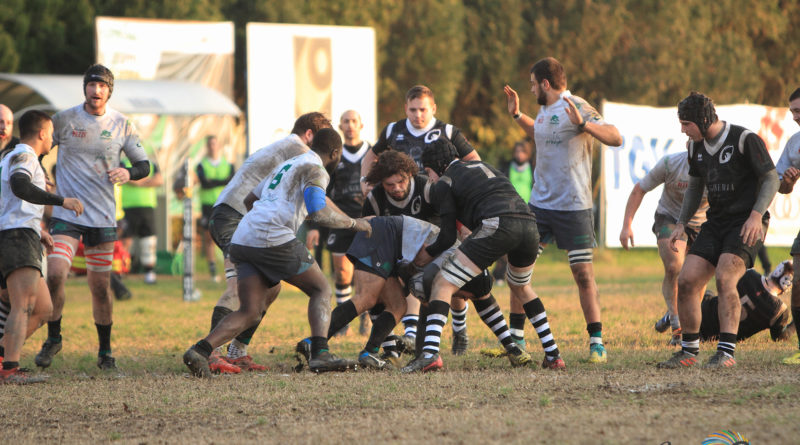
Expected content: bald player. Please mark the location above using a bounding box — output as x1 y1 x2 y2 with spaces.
0 104 20 156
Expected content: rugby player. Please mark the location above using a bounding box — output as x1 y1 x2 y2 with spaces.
183 128 372 377
620 151 709 345
403 139 565 372
0 111 83 383
657 92 778 369
774 87 800 365
360 85 478 353
504 57 622 363
36 64 150 371
306 110 371 336
699 261 793 343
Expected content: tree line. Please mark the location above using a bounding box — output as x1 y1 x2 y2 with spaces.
2 0 798 163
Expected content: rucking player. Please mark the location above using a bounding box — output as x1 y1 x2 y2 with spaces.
183 128 372 377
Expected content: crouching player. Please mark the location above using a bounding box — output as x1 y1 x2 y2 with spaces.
699 261 794 343
404 139 565 372
0 111 83 383
183 128 372 377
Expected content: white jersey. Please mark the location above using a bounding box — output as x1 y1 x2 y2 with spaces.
231 151 329 248
400 216 440 262
638 152 708 230
215 134 309 215
776 131 800 179
51 104 147 227
0 144 48 235
531 93 609 211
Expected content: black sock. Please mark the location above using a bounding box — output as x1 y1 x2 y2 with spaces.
523 298 560 358
793 307 800 349
0 345 4 357
401 314 419 338
473 295 513 349
365 311 398 353
210 306 233 333
422 300 450 357
509 312 526 345
681 332 700 355
96 323 112 356
193 339 213 358
415 304 430 357
3 360 19 370
717 332 737 357
235 311 264 345
310 336 328 358
209 261 217 276
48 317 62 341
327 300 358 339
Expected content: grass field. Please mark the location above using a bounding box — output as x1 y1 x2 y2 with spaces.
3 248 799 444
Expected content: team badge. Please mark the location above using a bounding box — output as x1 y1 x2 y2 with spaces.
424 129 442 143
327 233 336 245
719 145 734 164
411 196 422 215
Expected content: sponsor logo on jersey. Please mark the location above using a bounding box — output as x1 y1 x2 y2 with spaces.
396 134 405 141
549 115 559 124
327 233 336 245
100 130 112 140
72 129 86 138
424 129 442 144
719 145 734 164
697 153 703 162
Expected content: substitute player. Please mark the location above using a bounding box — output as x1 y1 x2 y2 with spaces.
183 128 372 377
620 151 709 345
0 111 83 383
657 92 778 369
504 57 622 363
36 64 150 371
197 135 234 283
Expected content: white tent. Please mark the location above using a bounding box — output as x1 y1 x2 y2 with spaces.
0 74 241 116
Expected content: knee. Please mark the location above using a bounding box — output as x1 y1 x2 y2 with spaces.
572 268 595 289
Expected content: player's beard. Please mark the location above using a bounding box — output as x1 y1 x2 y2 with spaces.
536 88 547 106
388 187 409 201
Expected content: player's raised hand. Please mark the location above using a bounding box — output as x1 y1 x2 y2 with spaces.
63 197 84 217
563 96 584 126
504 85 520 116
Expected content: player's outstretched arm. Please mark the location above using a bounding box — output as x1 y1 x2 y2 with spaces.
620 184 646 250
10 172 83 216
504 85 535 139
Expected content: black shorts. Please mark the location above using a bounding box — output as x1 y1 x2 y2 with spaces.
530 205 595 251
49 218 117 247
229 238 315 288
198 204 214 229
0 228 43 287
689 212 769 268
652 212 699 244
208 204 243 257
346 216 403 279
326 228 356 254
122 207 156 238
459 215 539 270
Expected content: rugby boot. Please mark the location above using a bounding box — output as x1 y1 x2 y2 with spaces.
400 354 443 373
379 350 403 368
506 344 532 367
97 354 118 371
183 347 212 378
225 355 266 372
451 329 469 355
656 350 698 369
358 350 391 370
0 367 47 385
654 311 671 333
541 355 567 371
480 347 508 358
309 351 357 373
295 338 311 364
781 350 800 365
588 343 607 363
208 351 241 374
34 338 62 368
702 351 736 369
